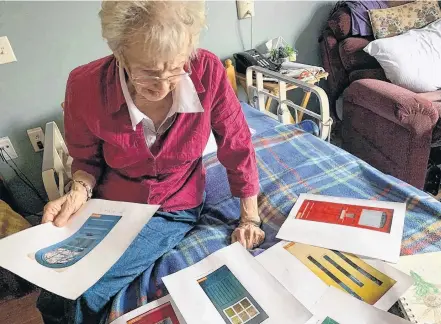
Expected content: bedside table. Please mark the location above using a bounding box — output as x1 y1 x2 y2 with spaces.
235 71 328 123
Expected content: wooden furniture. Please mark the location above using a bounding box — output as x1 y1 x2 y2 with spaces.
236 71 328 123
224 59 238 95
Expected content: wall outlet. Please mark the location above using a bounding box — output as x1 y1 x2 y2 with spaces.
27 127 45 152
0 137 18 160
236 0 254 20
0 36 17 65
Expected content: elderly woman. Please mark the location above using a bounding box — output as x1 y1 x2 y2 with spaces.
38 1 264 323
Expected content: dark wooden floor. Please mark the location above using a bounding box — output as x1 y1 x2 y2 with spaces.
0 292 43 324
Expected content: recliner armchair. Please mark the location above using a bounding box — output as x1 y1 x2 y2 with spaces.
319 4 441 189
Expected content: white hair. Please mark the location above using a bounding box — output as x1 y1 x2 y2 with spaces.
99 0 206 63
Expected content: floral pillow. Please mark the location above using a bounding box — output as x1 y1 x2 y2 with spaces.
369 1 441 39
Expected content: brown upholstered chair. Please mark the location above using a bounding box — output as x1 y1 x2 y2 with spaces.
319 4 441 189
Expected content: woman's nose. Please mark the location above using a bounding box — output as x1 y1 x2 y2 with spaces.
152 80 169 91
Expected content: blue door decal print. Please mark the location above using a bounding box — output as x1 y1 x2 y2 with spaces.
198 265 268 324
35 214 121 269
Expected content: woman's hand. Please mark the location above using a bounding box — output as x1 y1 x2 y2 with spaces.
231 222 265 249
231 195 265 249
42 185 88 227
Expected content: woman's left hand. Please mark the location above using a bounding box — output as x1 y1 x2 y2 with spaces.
231 221 265 249
232 195 265 249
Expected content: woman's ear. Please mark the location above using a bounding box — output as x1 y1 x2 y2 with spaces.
114 51 125 69
115 54 122 67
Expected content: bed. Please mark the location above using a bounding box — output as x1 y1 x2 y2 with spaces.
42 63 441 322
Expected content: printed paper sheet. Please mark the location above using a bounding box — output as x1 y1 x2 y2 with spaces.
0 199 158 299
257 241 413 312
305 287 412 324
163 242 311 324
276 194 406 263
110 295 186 324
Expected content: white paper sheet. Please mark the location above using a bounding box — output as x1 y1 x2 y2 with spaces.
110 295 186 324
306 287 412 324
257 241 413 312
281 62 325 73
0 199 158 299
163 242 311 324
276 194 406 263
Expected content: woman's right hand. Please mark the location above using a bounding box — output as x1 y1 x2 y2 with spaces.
42 185 88 227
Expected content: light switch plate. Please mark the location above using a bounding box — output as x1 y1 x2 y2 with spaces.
236 0 254 20
0 36 17 65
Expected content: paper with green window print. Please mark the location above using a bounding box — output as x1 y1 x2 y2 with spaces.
304 316 340 324
198 265 268 324
321 317 339 324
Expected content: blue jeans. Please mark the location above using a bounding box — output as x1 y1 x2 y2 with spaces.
37 201 204 324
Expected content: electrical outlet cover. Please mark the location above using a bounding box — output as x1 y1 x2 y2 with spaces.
236 0 255 20
0 36 17 65
27 127 45 152
0 136 18 160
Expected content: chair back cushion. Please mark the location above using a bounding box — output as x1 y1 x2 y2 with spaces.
369 1 441 39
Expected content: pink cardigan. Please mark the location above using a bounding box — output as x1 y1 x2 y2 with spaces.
64 49 259 211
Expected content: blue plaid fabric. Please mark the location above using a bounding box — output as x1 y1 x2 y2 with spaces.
107 107 441 322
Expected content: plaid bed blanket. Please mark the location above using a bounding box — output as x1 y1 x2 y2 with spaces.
108 123 441 322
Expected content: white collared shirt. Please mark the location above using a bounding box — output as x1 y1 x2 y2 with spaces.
119 65 204 148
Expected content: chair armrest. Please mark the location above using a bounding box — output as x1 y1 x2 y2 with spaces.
344 79 439 135
320 29 349 101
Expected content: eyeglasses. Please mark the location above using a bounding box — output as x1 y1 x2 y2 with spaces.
130 70 191 86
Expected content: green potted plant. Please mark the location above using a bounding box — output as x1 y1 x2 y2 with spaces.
285 45 297 62
269 45 297 63
269 48 279 62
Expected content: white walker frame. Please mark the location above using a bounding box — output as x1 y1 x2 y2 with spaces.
245 66 333 141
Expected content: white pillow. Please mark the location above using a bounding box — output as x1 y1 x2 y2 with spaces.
364 18 441 93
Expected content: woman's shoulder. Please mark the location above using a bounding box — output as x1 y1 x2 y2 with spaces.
192 49 224 72
65 55 118 117
68 55 115 86
191 49 228 91
195 49 219 61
